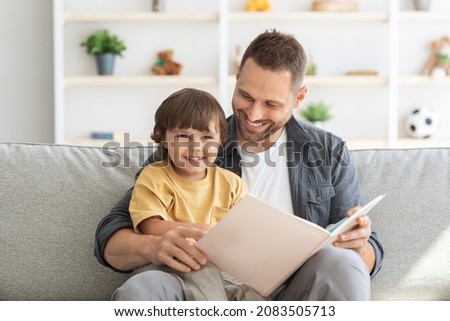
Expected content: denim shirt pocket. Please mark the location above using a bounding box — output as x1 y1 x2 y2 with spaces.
306 185 335 227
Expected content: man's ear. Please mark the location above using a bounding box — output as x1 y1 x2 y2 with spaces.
294 86 308 109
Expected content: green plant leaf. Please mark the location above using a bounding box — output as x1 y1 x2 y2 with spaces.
80 29 126 56
300 102 332 122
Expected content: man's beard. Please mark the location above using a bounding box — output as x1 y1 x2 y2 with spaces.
235 112 284 147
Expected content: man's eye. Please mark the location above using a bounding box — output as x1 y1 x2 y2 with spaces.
240 93 253 101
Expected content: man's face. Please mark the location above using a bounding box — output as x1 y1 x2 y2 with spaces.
231 58 307 152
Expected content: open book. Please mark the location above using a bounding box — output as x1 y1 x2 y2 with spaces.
195 193 385 297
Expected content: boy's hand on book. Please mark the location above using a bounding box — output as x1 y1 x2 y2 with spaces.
152 226 208 273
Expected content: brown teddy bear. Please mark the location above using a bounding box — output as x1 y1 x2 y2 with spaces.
423 36 450 77
151 50 182 75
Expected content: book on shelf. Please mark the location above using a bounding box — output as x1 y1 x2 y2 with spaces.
195 193 385 297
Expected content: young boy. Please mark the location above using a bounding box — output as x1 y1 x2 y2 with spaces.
130 87 246 237
127 88 260 300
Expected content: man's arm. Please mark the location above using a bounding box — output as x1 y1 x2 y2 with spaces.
333 208 376 274
103 225 208 273
94 187 136 272
329 140 384 277
94 183 208 273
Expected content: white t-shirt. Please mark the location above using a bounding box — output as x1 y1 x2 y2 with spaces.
239 130 294 215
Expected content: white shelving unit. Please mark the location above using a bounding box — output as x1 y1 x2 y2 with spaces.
54 0 227 146
54 0 450 148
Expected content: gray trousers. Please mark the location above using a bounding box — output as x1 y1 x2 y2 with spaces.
112 247 371 301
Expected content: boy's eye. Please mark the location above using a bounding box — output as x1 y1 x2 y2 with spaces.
175 134 189 139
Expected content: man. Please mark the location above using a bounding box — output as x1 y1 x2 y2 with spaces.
94 29 384 300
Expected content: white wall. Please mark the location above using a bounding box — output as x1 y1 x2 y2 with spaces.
0 0 54 143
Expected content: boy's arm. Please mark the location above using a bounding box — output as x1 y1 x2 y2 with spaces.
139 216 214 236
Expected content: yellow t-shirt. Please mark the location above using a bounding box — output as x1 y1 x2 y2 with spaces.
129 160 247 232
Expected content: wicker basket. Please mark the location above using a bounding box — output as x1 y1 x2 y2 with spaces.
311 1 358 12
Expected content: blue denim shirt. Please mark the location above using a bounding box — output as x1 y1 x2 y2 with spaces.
95 116 384 277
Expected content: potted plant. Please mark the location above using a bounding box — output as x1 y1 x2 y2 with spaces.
306 54 317 75
80 29 126 75
299 101 332 129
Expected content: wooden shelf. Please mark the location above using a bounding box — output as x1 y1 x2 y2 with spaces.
64 12 218 23
305 75 388 86
65 75 217 87
229 11 388 22
65 138 450 149
345 139 388 150
399 76 450 86
399 11 450 22
346 138 450 150
64 138 153 147
394 138 450 149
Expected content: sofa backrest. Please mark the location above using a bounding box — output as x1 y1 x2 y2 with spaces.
351 148 450 300
1 143 449 300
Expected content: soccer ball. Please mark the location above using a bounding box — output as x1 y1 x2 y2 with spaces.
405 107 440 139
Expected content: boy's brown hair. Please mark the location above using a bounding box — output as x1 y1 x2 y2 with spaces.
151 88 229 156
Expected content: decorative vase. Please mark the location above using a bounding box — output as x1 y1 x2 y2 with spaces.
96 53 115 75
413 0 431 11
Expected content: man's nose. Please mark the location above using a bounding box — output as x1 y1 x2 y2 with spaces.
247 102 263 122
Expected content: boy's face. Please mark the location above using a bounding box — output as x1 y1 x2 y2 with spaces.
163 122 221 180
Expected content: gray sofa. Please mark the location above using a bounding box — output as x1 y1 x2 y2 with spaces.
1 143 449 300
